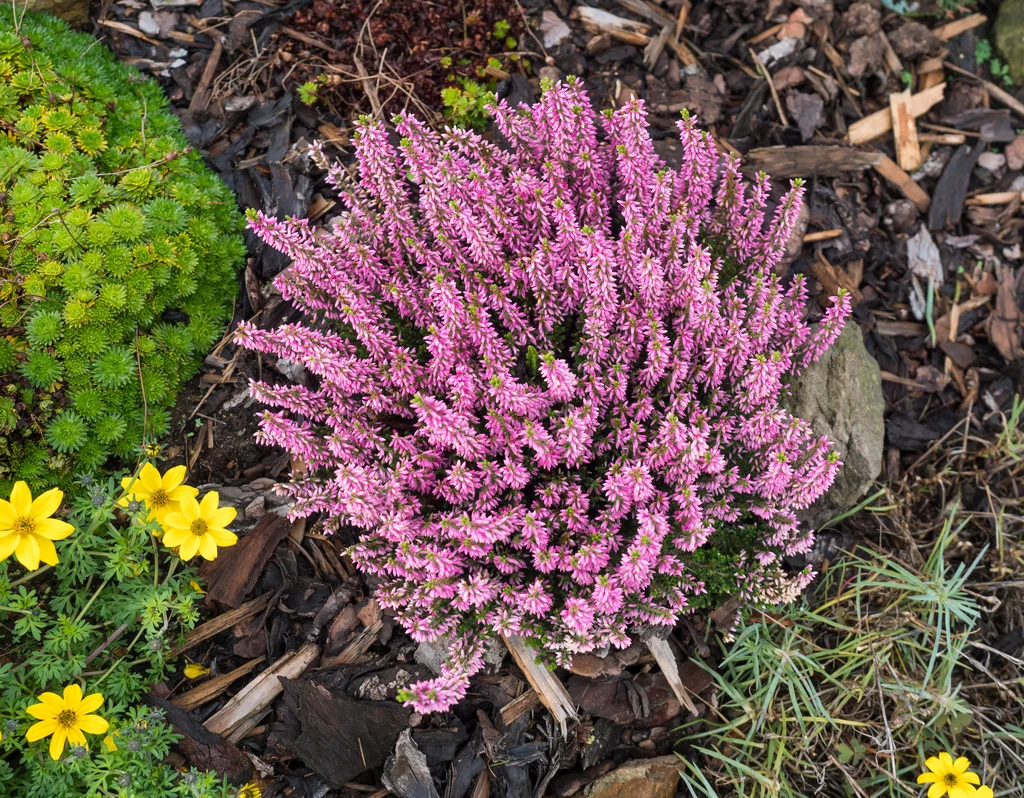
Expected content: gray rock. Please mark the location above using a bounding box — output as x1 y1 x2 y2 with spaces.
784 320 884 528
996 0 1024 85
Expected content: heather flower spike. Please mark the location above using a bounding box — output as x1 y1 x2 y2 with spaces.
238 79 851 713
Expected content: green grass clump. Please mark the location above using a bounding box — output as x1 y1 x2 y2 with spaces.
0 12 246 491
674 508 1024 797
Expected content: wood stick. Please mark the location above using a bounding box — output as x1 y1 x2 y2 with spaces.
319 619 383 667
750 47 789 128
890 88 923 172
204 642 319 743
574 6 651 45
873 155 930 212
965 191 1024 206
188 36 223 113
804 229 844 243
846 83 945 145
932 13 986 42
502 634 577 735
612 0 673 28
746 23 782 46
646 637 700 717
919 132 966 144
943 60 1024 121
500 689 542 725
674 0 690 42
173 657 266 712
170 593 273 657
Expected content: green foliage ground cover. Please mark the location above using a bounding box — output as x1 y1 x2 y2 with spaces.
0 11 245 491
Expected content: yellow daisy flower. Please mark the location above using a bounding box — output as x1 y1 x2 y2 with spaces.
26 684 109 760
162 492 237 562
917 753 982 798
0 482 74 571
238 783 262 798
118 464 198 529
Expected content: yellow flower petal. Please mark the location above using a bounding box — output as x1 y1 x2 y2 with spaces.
32 518 74 541
162 527 190 548
162 511 190 532
0 534 19 562
178 534 201 561
66 726 87 747
178 496 200 522
953 758 972 775
976 788 993 798
929 783 948 798
26 703 56 720
49 726 67 760
208 528 238 547
102 734 117 752
919 774 940 784
0 499 15 529
15 534 40 571
26 719 57 742
63 684 83 710
162 465 188 491
962 773 981 786
29 487 63 520
139 463 162 493
168 484 200 503
35 692 65 711
9 482 32 517
939 753 954 772
77 693 104 716
199 491 220 516
198 535 219 561
35 536 58 567
76 714 109 735
948 786 975 798
190 580 206 595
207 506 237 529
184 663 211 679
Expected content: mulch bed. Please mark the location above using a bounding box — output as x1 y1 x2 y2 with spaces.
87 0 1024 794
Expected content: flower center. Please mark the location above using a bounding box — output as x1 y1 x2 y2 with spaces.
190 519 208 537
57 710 77 728
149 489 169 508
13 517 35 537
944 774 958 786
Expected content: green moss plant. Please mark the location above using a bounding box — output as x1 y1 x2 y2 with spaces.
0 12 246 490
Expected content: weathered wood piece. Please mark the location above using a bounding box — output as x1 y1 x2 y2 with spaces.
743 145 882 178
502 634 577 735
204 641 320 743
573 6 651 45
646 637 700 716
890 88 923 172
173 657 266 712
873 155 931 212
846 83 945 144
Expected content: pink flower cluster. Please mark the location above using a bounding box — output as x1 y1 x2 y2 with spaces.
236 79 851 713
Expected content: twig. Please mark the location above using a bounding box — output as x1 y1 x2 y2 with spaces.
750 47 789 127
943 60 1024 120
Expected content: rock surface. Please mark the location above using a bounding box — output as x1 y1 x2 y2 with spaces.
570 756 681 798
996 0 1024 84
784 320 884 528
22 0 88 26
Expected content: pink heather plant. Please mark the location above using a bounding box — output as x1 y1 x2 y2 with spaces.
236 78 851 713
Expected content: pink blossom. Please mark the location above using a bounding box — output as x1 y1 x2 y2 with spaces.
238 79 851 714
